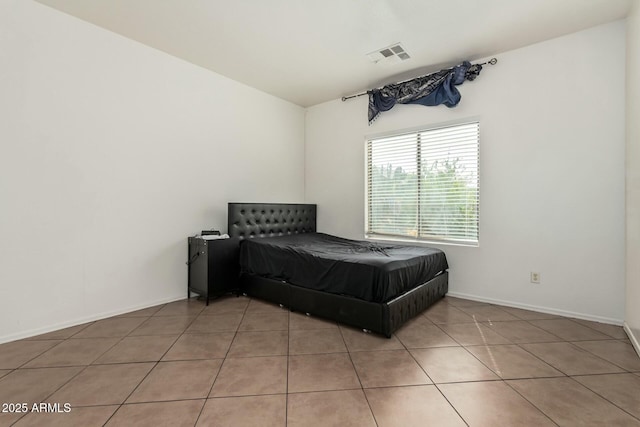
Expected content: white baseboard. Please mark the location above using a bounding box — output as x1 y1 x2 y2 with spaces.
0 294 186 345
624 322 640 356
446 291 624 326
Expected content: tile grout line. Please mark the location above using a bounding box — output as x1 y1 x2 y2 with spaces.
566 317 627 340
506 339 640 421
193 295 251 426
284 307 291 427
500 379 561 427
102 299 202 426
521 339 631 375
7 335 125 426
14 341 67 370
566 340 638 372
512 342 574 377
476 316 622 377
410 310 571 426
396 323 471 426
482 317 566 342
437 302 561 426
431 382 471 427
394 324 436 384
336 325 380 427
523 319 618 342
447 324 567 382
569 372 640 420
12 319 97 370
567 374 640 422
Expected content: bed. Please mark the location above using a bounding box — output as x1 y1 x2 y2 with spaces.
228 202 448 337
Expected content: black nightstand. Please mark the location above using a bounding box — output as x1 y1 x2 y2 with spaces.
187 237 240 305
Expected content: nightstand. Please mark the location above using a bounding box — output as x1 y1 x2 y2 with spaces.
187 236 240 305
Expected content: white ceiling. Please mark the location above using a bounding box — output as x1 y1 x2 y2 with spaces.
35 0 632 107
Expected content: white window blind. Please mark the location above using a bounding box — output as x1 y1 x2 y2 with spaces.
366 121 479 244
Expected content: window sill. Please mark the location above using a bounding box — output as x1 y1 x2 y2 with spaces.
364 234 479 248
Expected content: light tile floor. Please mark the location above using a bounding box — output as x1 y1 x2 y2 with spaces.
1 295 639 426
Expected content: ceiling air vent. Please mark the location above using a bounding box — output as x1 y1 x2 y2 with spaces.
367 43 411 64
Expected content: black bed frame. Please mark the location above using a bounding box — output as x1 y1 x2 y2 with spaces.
227 202 448 337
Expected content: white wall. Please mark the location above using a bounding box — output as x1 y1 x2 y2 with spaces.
626 3 640 348
0 1 305 343
306 22 626 323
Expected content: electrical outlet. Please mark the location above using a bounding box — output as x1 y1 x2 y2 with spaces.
530 272 540 283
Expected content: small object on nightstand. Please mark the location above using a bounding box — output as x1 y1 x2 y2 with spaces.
200 233 230 241
201 229 221 236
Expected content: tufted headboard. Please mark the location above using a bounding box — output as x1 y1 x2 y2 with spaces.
227 203 317 239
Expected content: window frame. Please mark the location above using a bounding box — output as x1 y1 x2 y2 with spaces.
364 118 480 247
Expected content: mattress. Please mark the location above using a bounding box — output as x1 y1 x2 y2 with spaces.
239 232 448 303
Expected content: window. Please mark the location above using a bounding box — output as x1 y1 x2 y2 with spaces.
366 121 479 245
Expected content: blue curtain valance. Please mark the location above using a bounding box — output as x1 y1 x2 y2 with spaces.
368 61 483 124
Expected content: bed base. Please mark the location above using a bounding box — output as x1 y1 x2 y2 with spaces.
240 271 448 337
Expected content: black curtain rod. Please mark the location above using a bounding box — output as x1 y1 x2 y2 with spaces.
341 57 497 102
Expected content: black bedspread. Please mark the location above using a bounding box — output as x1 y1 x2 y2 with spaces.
239 233 448 303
